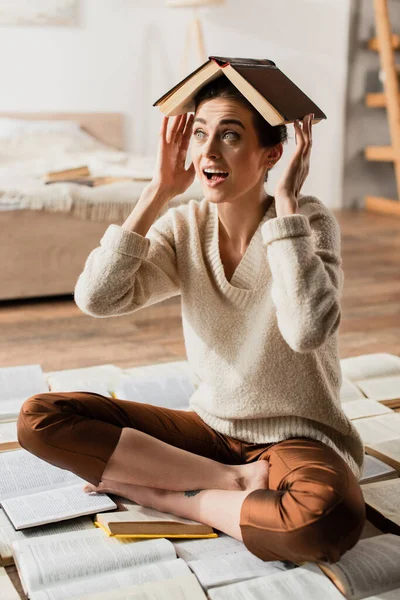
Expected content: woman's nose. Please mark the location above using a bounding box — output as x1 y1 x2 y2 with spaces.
203 137 221 159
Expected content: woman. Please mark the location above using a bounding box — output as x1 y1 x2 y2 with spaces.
18 77 366 564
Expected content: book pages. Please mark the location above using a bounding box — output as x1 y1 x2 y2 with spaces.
12 529 176 595
342 400 393 420
362 590 400 599
340 354 400 382
317 534 400 599
33 566 198 600
187 550 296 589
359 455 398 484
173 534 246 561
352 414 400 445
0 566 19 600
0 509 94 565
0 449 81 501
114 361 196 409
100 503 209 527
208 563 344 599
355 376 400 404
340 379 366 403
0 364 48 421
361 479 400 527
2 485 116 529
0 421 18 450
45 364 123 396
365 439 400 470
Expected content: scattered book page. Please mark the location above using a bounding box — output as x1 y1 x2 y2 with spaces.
365 439 400 472
340 379 367 403
173 533 246 561
30 559 191 600
66 573 207 600
0 509 94 566
355 376 400 405
340 353 400 382
359 455 398 485
208 562 344 599
2 484 116 529
45 364 123 396
361 479 400 527
352 414 400 445
0 364 48 422
0 566 19 600
0 421 19 452
11 529 177 598
0 449 82 502
187 550 296 589
342 399 393 420
114 361 197 409
316 534 400 599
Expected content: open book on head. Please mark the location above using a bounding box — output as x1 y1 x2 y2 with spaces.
0 449 116 530
12 528 191 600
95 503 217 539
153 56 326 126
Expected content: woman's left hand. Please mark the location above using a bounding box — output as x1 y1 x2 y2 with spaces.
274 113 313 217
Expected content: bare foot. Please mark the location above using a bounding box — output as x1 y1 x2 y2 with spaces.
83 479 166 510
235 460 270 492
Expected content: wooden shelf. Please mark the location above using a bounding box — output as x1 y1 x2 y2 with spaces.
368 34 400 50
365 196 400 215
365 146 396 161
365 92 400 107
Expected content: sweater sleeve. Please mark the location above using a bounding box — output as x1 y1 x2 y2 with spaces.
74 208 180 318
261 198 344 353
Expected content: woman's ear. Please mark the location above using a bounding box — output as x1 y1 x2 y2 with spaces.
264 143 283 169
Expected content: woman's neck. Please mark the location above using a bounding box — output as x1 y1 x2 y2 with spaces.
217 194 273 252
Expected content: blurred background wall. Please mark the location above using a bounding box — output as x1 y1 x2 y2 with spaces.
0 0 352 208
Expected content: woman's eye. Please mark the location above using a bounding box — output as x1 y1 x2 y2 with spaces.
223 131 239 140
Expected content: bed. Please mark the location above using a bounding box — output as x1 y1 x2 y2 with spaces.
0 112 204 300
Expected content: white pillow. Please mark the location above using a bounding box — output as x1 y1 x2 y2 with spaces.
0 118 81 138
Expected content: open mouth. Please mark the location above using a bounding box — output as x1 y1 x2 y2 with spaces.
203 170 229 182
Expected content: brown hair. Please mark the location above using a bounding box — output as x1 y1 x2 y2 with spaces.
193 77 288 182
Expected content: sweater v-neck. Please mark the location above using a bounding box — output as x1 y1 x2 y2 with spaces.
204 198 275 306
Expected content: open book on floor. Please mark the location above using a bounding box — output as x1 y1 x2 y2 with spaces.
340 353 400 409
352 413 400 471
12 529 192 600
207 562 346 600
0 508 94 567
316 533 400 599
45 363 123 397
113 361 198 409
0 421 19 453
0 364 48 422
71 574 207 600
0 566 19 600
359 454 398 485
361 478 400 534
95 503 217 539
172 533 297 590
0 449 116 530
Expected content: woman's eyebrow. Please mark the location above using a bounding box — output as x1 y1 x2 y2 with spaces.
193 117 245 130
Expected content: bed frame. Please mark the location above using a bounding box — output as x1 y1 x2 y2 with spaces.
0 112 126 301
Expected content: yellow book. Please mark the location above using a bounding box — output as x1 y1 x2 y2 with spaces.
94 504 218 539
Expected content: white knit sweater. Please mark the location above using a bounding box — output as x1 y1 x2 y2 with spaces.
74 195 365 480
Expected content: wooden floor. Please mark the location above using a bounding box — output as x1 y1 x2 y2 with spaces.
1 208 400 372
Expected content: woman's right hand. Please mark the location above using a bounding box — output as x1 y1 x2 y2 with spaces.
150 114 196 199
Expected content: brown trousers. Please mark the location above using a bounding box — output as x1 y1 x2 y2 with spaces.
17 392 366 564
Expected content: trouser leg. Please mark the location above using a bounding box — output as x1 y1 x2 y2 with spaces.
239 438 366 564
17 392 236 485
